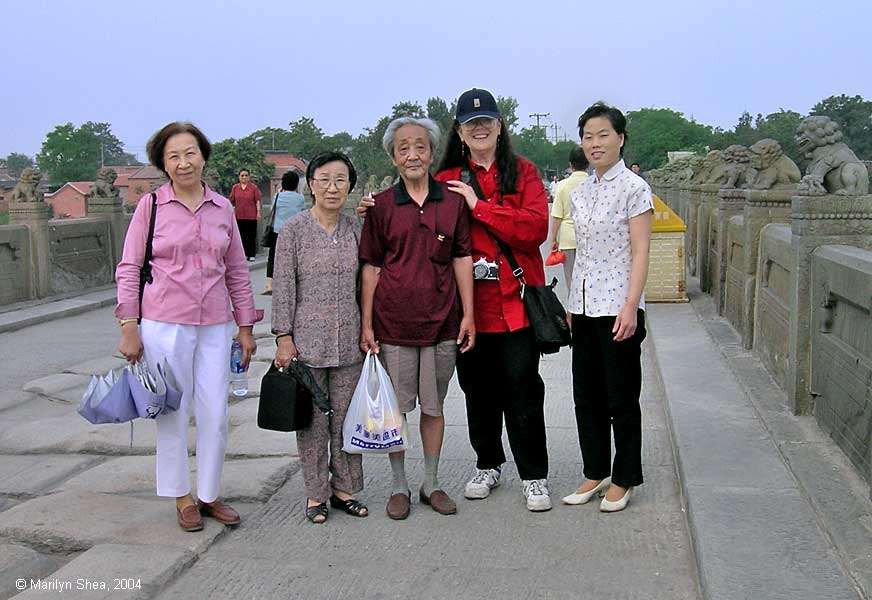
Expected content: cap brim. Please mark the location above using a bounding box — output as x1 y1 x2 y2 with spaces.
457 111 501 124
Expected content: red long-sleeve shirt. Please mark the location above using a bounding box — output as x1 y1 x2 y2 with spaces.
436 156 548 333
228 183 261 220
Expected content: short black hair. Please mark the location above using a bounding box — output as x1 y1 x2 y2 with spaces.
281 170 300 191
577 102 628 156
146 122 212 176
238 168 250 176
569 145 589 171
305 151 357 193
631 162 640 168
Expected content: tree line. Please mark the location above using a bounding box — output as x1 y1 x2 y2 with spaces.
6 93 869 194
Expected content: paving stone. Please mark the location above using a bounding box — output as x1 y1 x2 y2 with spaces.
0 491 225 554
226 399 297 458
58 456 295 502
252 321 272 340
0 543 60 600
227 360 270 401
0 390 33 413
13 543 192 600
21 374 92 403
0 455 100 497
62 356 128 377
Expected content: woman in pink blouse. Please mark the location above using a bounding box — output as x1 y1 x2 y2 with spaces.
115 122 260 532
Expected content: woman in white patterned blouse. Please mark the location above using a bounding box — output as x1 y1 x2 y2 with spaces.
562 103 654 513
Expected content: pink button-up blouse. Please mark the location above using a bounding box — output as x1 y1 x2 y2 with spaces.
115 183 261 326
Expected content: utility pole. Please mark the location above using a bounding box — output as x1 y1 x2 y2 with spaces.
100 142 104 168
271 130 276 151
549 123 561 143
529 112 549 135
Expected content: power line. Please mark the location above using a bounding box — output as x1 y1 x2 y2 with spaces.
529 112 550 133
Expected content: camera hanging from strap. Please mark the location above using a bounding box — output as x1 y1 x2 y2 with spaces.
461 167 526 296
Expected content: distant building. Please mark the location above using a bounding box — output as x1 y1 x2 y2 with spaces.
264 152 307 198
126 165 167 207
44 181 93 218
105 165 142 205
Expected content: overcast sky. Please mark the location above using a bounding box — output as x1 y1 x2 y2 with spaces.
3 0 870 160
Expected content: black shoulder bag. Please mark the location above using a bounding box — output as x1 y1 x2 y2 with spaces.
461 168 571 354
137 192 158 324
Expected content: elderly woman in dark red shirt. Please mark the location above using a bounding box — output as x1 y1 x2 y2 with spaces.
229 168 261 261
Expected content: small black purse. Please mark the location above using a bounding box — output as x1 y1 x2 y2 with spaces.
257 360 331 432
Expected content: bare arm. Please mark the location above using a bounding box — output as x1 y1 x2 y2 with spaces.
359 263 381 353
452 256 475 352
613 210 653 341
548 215 563 251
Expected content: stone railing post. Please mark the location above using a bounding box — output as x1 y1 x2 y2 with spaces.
787 193 872 414
739 189 794 348
87 194 126 267
696 184 720 290
685 185 703 276
713 188 747 314
9 200 52 299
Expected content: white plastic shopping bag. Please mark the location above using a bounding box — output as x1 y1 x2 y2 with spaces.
342 351 408 453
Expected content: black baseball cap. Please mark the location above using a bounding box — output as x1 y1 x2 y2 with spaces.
455 88 501 124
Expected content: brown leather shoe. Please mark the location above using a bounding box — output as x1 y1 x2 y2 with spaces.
198 499 241 526
177 504 204 532
419 488 457 515
386 491 411 520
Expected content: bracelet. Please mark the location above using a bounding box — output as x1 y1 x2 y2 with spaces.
275 333 292 344
117 318 138 328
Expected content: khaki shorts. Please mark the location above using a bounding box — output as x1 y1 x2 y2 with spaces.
378 340 457 417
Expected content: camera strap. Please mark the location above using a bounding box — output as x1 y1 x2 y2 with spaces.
460 167 526 292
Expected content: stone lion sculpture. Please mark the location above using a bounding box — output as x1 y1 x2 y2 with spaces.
9 167 44 204
363 174 379 196
747 139 801 190
690 150 727 185
378 175 395 192
795 116 869 196
721 145 756 189
88 168 120 200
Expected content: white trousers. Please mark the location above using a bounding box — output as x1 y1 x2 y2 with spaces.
140 319 234 503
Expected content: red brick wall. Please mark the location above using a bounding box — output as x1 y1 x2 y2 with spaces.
46 187 87 218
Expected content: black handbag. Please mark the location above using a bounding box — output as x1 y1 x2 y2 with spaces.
257 360 331 432
260 193 279 248
461 168 572 354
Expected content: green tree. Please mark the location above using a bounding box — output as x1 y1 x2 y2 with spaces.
811 94 872 159
246 127 293 152
496 96 520 132
755 109 804 164
623 108 715 170
286 117 326 160
208 138 273 195
4 153 33 178
36 122 133 186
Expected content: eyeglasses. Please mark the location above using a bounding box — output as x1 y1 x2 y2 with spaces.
460 117 498 130
312 177 349 190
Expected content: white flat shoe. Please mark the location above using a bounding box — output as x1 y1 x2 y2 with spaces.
599 487 632 512
561 477 611 505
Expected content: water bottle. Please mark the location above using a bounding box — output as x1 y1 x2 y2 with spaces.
229 339 248 397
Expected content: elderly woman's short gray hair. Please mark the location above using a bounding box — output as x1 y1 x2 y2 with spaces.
382 117 441 158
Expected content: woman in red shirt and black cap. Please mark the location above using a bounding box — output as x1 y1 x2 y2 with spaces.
436 88 552 512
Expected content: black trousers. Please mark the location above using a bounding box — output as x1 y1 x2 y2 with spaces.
237 219 258 259
456 327 548 480
571 310 646 488
265 230 278 278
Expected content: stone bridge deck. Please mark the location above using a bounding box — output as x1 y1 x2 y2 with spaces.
0 266 868 599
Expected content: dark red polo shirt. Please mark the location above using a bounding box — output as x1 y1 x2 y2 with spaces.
229 183 261 220
435 157 548 334
359 176 472 346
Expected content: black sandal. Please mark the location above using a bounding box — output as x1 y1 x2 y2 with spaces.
329 495 369 517
305 502 328 524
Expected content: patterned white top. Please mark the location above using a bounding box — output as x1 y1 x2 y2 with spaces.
567 160 654 317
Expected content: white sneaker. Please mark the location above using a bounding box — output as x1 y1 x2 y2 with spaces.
522 479 552 512
464 468 501 499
